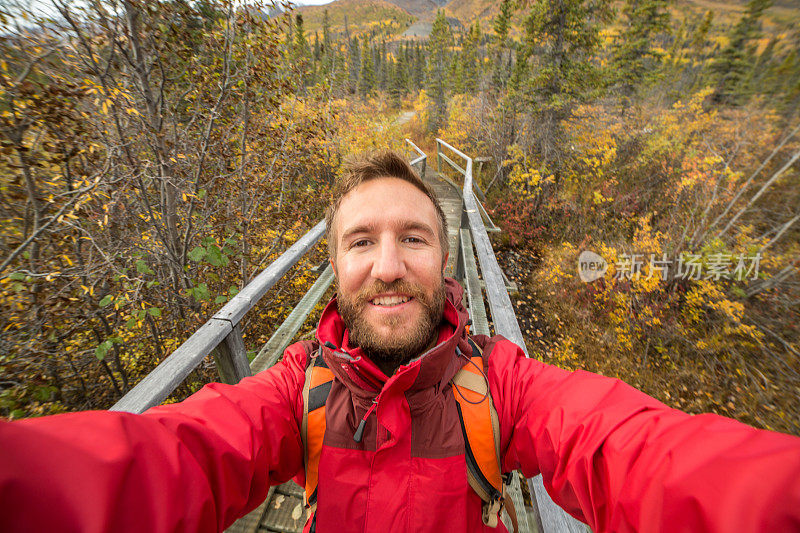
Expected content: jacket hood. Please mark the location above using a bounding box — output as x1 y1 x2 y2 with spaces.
315 277 471 399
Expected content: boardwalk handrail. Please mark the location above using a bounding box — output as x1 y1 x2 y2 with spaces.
406 138 427 177
111 221 326 413
436 138 589 533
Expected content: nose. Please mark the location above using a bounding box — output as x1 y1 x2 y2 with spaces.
371 239 407 283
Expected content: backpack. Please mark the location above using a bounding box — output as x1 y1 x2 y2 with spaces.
300 337 518 532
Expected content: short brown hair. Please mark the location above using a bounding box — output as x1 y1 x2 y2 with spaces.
325 149 448 260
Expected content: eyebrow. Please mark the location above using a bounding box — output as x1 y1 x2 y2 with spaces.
340 220 436 243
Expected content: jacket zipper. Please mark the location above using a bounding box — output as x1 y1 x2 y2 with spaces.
353 397 378 443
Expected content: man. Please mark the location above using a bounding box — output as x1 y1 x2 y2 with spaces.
1 150 800 533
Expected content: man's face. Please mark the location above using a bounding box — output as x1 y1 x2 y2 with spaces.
331 177 449 367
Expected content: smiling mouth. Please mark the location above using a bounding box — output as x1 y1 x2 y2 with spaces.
370 295 413 307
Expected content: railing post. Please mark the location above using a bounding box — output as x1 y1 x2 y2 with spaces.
213 324 252 385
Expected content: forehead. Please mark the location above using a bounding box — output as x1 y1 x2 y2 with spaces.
335 177 439 239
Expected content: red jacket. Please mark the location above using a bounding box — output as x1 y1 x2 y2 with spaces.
1 279 799 532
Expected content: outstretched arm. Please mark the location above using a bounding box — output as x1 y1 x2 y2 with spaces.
0 347 308 533
486 338 800 532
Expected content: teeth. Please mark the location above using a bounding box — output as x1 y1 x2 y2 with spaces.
372 295 410 307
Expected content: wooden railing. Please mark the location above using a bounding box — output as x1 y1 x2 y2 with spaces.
436 138 589 533
407 138 427 177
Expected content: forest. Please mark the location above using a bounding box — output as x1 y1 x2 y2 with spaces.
1 0 798 437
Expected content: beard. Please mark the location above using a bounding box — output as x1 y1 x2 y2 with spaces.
337 277 446 370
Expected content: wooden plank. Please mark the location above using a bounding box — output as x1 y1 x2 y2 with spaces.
225 487 274 533
250 264 335 374
261 482 305 533
213 221 326 326
460 229 490 337
214 324 252 384
504 473 537 533
423 169 462 279
110 318 232 413
461 159 589 533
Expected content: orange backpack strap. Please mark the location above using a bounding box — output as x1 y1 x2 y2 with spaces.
301 347 334 515
452 337 517 532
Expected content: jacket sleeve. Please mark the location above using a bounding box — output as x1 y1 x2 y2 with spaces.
0 345 309 533
486 337 800 532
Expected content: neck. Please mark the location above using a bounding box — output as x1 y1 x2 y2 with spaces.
368 334 440 377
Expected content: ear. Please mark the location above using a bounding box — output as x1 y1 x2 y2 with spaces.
329 257 337 277
441 252 449 274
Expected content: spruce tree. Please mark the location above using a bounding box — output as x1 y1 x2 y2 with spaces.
389 58 405 107
319 9 334 83
426 10 453 132
519 0 612 162
294 14 309 61
610 0 671 100
461 23 480 93
491 0 513 89
709 0 773 104
412 44 424 91
359 40 376 97
348 35 360 94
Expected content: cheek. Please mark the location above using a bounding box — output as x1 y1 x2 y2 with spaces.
336 257 370 291
410 256 446 283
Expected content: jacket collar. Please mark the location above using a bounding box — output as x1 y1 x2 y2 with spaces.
315 277 471 399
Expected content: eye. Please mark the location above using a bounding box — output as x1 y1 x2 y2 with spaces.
351 239 371 248
403 236 426 244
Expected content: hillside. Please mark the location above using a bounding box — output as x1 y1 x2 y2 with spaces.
387 0 447 18
442 0 498 25
439 0 800 33
298 0 416 36
297 0 800 35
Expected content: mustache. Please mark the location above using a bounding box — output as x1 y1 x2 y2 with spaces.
351 280 429 306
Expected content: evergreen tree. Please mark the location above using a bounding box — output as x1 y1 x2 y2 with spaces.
348 34 360 95
319 9 334 84
461 22 481 93
322 9 332 52
691 10 714 51
610 0 671 100
519 0 613 162
291 14 311 87
389 57 405 106
709 0 773 104
491 0 514 89
426 10 453 131
359 40 376 97
412 44 425 91
294 14 309 61
377 40 388 90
